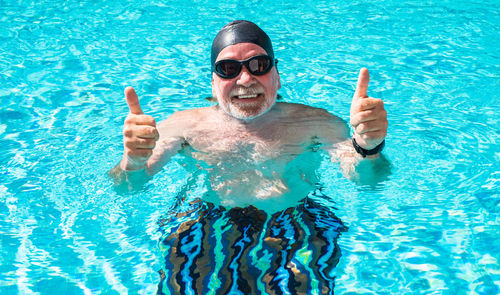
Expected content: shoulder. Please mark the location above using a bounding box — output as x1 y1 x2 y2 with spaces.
276 102 349 141
276 102 344 122
157 107 213 136
160 107 212 124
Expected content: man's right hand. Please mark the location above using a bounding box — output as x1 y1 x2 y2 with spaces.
120 86 159 171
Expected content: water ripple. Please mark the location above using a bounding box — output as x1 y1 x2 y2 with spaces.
1 0 499 293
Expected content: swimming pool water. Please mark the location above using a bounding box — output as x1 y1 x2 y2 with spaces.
1 0 499 293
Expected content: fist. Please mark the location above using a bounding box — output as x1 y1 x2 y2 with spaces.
349 68 388 150
121 87 159 170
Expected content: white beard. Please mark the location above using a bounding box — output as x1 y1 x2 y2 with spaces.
221 99 276 121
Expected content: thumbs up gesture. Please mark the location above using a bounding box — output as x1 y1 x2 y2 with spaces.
120 87 159 171
349 68 388 151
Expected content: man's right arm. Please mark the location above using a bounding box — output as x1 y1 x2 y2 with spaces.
108 87 185 187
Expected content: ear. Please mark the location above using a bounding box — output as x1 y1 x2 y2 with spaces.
274 69 281 90
211 75 216 98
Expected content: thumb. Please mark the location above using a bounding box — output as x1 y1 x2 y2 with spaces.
124 86 143 115
354 68 370 99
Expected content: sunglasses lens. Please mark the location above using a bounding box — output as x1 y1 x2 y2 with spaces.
248 56 271 75
216 61 240 78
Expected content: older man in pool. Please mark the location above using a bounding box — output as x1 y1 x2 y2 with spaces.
111 19 389 294
110 20 388 210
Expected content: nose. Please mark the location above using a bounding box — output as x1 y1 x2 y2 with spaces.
236 66 255 87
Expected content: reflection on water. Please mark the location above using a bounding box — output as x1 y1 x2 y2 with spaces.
157 190 347 294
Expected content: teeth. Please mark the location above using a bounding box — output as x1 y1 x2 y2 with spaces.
237 94 258 99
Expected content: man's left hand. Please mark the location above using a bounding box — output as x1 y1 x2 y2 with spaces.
349 68 388 150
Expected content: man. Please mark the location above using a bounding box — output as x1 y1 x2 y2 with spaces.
111 20 388 293
110 20 388 211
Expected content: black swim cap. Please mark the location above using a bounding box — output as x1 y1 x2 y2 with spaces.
211 20 274 70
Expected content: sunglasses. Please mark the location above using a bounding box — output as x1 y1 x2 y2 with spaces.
214 55 277 79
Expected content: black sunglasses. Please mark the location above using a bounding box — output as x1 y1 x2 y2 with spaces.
214 55 278 79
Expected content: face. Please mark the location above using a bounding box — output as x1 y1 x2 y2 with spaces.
212 43 281 121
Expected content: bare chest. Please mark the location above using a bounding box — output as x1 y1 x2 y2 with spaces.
184 123 314 160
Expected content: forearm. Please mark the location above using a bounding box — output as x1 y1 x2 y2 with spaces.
108 138 184 188
108 162 151 188
332 138 391 184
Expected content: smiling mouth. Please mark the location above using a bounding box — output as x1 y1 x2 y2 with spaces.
233 93 261 100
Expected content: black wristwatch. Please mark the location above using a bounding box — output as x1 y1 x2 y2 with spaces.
352 138 385 158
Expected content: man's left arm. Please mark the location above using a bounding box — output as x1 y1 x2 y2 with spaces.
325 68 390 183
350 67 387 153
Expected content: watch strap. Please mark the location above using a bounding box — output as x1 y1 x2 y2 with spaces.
352 138 385 158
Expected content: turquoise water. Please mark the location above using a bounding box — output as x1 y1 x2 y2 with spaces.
1 0 499 293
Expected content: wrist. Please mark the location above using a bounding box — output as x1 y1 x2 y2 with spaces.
352 137 385 158
120 156 147 171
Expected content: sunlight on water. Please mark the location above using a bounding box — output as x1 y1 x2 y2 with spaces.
1 0 499 293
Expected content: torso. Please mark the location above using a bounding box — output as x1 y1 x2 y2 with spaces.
157 102 348 212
